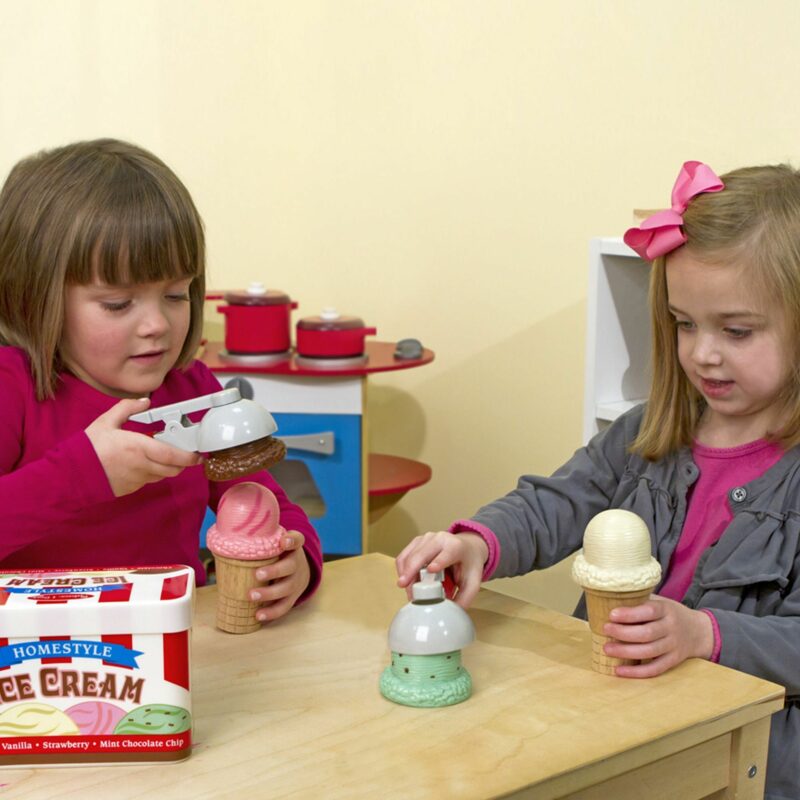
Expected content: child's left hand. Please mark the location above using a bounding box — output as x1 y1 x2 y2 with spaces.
248 531 311 623
602 596 714 678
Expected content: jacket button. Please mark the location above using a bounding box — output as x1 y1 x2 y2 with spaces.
730 486 747 502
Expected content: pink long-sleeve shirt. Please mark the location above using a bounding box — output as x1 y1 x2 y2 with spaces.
0 346 322 597
659 438 784 601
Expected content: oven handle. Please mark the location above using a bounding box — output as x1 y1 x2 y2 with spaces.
276 432 335 456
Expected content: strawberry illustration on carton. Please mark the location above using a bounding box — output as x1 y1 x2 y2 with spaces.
0 565 194 765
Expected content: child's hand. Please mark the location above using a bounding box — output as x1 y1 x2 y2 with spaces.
395 531 488 608
86 398 201 497
249 531 311 623
602 596 715 678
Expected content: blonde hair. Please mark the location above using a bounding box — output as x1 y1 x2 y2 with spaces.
633 164 800 459
0 138 206 400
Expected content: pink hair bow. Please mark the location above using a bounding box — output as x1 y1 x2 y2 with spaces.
623 161 724 260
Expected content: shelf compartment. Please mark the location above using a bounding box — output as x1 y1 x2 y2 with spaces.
367 453 432 524
595 399 646 423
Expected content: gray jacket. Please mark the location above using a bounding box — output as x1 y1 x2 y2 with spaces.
472 404 800 800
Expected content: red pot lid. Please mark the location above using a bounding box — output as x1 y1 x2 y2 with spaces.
297 308 366 331
224 283 291 306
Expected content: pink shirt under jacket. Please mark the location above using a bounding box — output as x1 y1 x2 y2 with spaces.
0 346 322 597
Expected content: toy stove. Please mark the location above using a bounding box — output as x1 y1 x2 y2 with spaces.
202 286 427 560
201 290 379 559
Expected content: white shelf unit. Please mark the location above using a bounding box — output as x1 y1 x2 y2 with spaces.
583 237 651 443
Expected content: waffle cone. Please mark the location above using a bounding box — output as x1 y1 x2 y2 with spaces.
214 555 278 634
583 586 654 675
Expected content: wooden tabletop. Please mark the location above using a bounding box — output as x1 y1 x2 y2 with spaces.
1 554 784 799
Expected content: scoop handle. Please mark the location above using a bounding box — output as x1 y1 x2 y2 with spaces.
128 388 241 424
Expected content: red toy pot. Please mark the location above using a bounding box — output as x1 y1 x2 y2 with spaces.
214 284 298 354
296 309 377 358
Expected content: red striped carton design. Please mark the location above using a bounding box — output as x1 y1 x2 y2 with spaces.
0 566 194 765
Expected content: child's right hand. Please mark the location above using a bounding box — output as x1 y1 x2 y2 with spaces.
86 398 201 498
395 531 488 609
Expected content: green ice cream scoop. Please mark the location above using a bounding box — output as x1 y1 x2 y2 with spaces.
380 650 472 707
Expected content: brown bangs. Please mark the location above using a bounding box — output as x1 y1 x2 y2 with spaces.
65 157 203 287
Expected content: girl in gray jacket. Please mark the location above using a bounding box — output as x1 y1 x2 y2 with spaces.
397 161 800 800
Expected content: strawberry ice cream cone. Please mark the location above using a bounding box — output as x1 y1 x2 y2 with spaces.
207 482 286 635
214 555 279 634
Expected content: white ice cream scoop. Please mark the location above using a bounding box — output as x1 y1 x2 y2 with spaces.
572 509 661 591
128 387 277 453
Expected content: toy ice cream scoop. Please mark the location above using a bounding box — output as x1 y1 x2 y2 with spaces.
380 569 475 707
207 482 286 634
129 387 287 481
572 509 662 675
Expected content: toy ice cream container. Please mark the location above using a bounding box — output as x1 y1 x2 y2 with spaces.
0 565 194 765
572 509 662 675
207 482 286 634
380 569 475 708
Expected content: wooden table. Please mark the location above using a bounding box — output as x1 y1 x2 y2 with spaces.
1 554 783 799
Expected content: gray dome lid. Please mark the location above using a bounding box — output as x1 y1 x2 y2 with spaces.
387 570 475 655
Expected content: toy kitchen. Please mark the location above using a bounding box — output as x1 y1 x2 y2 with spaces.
200 283 434 559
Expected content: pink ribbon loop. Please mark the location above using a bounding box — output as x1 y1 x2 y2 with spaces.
623 161 724 260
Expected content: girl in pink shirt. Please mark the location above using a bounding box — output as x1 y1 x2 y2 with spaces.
0 139 322 621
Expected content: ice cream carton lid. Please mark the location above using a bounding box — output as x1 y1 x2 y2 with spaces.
0 565 194 638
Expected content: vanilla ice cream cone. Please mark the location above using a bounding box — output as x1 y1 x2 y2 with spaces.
214 555 278 634
572 510 662 676
584 586 654 675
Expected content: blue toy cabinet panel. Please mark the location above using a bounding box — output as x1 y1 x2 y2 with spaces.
271 411 362 556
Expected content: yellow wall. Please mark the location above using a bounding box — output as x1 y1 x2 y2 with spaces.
3 1 799 613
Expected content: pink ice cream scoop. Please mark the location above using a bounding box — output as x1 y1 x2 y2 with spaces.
66 701 126 735
207 483 286 560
